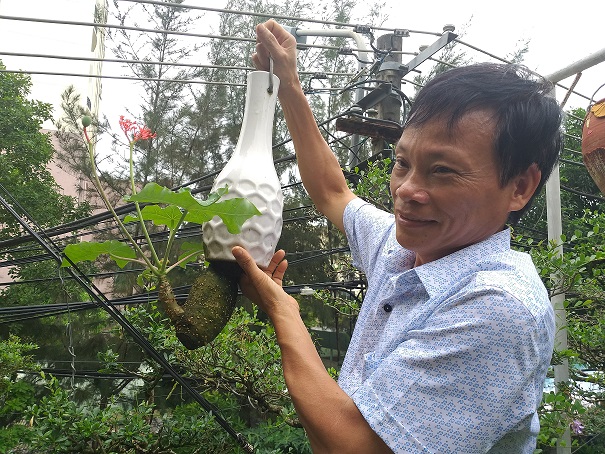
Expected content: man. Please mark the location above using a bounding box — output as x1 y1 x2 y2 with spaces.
231 19 562 453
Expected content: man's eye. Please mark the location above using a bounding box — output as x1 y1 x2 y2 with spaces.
434 166 453 174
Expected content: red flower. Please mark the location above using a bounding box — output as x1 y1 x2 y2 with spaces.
119 115 157 143
119 115 136 135
133 125 157 142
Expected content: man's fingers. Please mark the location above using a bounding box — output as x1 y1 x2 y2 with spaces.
267 249 286 271
256 21 287 56
264 19 290 45
233 247 288 287
232 246 259 276
273 258 288 281
252 42 269 70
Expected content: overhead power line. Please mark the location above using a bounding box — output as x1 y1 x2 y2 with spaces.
0 182 256 453
0 51 356 78
0 10 591 103
0 14 256 43
0 69 248 86
0 4 599 293
0 15 421 56
0 107 363 252
0 277 363 325
0 68 360 91
560 185 605 202
115 0 442 36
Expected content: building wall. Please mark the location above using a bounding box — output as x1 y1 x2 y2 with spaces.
0 129 114 296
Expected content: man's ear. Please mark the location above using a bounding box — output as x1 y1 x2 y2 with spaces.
509 163 541 212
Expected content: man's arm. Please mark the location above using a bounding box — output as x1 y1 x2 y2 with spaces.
232 246 392 453
253 20 356 233
246 20 390 452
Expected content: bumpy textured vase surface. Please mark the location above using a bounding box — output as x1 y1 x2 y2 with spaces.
582 98 605 195
203 71 283 267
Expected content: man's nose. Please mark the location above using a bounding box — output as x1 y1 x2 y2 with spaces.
393 172 430 204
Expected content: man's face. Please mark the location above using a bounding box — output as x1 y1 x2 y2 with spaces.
390 110 526 266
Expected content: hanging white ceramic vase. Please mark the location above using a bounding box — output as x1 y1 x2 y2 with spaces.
203 71 283 267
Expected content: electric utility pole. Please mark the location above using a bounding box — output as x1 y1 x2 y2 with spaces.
371 33 403 157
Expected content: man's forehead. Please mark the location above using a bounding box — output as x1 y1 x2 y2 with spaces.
398 111 497 144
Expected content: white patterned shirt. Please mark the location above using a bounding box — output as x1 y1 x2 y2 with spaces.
338 197 554 453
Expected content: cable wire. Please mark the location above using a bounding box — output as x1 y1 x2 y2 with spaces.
0 182 254 453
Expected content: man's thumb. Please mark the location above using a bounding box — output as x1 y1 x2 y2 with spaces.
232 246 257 274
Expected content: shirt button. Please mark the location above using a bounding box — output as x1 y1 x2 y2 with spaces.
383 304 393 313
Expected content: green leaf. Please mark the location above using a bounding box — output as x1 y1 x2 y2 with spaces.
123 213 139 224
126 205 184 230
185 198 261 234
62 241 137 268
125 182 226 210
136 269 156 290
177 242 205 268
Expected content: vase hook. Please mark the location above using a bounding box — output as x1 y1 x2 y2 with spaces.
267 55 274 94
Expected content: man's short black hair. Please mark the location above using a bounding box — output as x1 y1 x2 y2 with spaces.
405 63 563 224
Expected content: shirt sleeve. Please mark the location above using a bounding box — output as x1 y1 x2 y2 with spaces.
350 285 545 454
343 198 395 276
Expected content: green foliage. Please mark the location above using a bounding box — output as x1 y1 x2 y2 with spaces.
93 299 301 420
0 381 36 424
537 389 585 449
0 59 94 378
0 336 38 453
0 335 38 395
23 374 238 453
350 157 393 212
62 180 259 274
62 165 259 276
524 210 605 300
520 107 600 236
0 260 95 314
104 0 220 188
313 289 361 319
512 108 604 450
125 204 185 230
62 240 138 269
519 208 605 447
126 182 226 211
0 61 89 240
0 423 32 454
574 405 605 453
243 419 312 454
177 306 294 421
91 303 307 451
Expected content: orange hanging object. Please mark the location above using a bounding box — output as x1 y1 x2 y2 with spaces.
582 97 605 195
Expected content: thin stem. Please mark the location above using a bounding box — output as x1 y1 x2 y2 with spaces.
160 210 188 273
165 246 205 274
86 137 158 274
129 141 162 268
109 255 149 267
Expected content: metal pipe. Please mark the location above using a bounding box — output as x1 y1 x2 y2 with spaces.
547 47 605 85
295 28 371 63
544 48 605 454
295 28 372 166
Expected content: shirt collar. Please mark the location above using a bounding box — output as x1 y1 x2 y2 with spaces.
411 228 512 299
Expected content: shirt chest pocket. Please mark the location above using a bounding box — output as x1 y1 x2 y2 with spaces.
362 351 382 381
